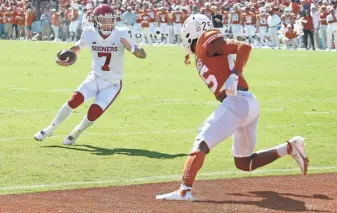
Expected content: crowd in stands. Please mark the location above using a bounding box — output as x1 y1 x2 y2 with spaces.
0 0 337 50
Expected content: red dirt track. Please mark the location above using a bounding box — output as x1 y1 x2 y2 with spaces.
1 173 336 213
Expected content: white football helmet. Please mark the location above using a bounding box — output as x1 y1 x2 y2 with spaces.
260 7 266 15
180 14 212 55
284 7 291 15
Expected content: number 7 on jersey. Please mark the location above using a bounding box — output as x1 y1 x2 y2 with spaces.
98 52 111 71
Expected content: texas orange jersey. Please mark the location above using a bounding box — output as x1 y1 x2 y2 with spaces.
147 9 157 22
140 12 150 27
231 11 242 24
281 14 295 27
171 11 184 23
244 12 256 25
157 11 169 23
135 9 143 23
257 14 268 26
195 30 250 101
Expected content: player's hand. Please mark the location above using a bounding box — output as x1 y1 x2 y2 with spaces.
56 59 70 67
222 74 238 96
120 38 131 51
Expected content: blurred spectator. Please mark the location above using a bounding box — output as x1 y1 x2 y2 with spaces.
5 7 12 39
212 6 224 33
311 6 319 48
319 6 328 49
0 5 4 38
326 7 337 51
267 8 281 49
17 7 25 39
40 8 51 40
25 6 34 40
51 8 60 41
301 10 315 50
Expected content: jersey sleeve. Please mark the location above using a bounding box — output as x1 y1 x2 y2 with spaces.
222 39 252 73
196 30 224 55
76 28 89 49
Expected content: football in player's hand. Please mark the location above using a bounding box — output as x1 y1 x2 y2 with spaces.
56 49 77 67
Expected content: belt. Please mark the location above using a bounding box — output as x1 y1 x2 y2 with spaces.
217 88 249 102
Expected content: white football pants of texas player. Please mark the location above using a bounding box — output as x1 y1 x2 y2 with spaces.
141 27 152 44
77 72 122 110
173 23 182 35
284 38 298 49
258 26 268 45
268 27 280 48
69 20 79 33
134 23 142 42
231 24 243 39
192 91 260 157
327 23 337 51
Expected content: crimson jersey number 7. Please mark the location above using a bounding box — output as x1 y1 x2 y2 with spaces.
98 52 111 71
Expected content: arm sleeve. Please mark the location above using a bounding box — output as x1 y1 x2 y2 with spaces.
75 29 88 49
222 39 252 73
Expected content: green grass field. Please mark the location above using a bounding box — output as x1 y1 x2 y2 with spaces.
0 41 336 195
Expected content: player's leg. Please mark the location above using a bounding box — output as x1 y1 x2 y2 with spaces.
63 82 122 145
34 74 97 141
233 98 308 175
156 97 246 201
327 27 332 50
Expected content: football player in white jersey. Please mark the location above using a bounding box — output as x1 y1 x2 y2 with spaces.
34 4 146 145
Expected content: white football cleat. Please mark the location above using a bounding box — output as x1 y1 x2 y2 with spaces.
63 128 82 145
156 190 196 201
288 136 309 175
34 125 55 141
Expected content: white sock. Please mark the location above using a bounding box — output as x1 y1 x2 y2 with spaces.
77 115 94 131
179 184 192 191
275 143 289 157
51 102 73 127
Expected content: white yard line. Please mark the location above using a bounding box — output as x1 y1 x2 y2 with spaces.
0 122 336 141
0 166 335 192
304 111 337 115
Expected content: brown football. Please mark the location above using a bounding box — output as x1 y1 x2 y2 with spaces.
56 49 77 66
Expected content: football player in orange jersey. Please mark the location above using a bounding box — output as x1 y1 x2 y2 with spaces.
148 4 158 44
230 3 243 40
171 5 184 44
281 7 295 29
157 7 170 44
134 5 143 43
256 7 269 47
243 7 257 45
156 14 308 201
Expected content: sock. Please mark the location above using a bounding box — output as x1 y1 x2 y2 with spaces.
275 142 292 157
77 115 94 131
182 152 206 187
51 102 73 127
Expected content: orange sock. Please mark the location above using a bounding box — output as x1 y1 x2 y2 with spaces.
182 152 206 187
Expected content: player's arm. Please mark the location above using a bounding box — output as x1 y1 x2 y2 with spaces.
120 38 146 59
56 31 87 66
206 38 252 75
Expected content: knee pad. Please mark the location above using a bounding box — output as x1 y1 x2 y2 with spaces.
87 104 104 121
68 92 84 109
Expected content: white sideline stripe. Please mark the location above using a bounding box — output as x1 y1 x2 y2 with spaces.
1 122 337 141
0 166 336 192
